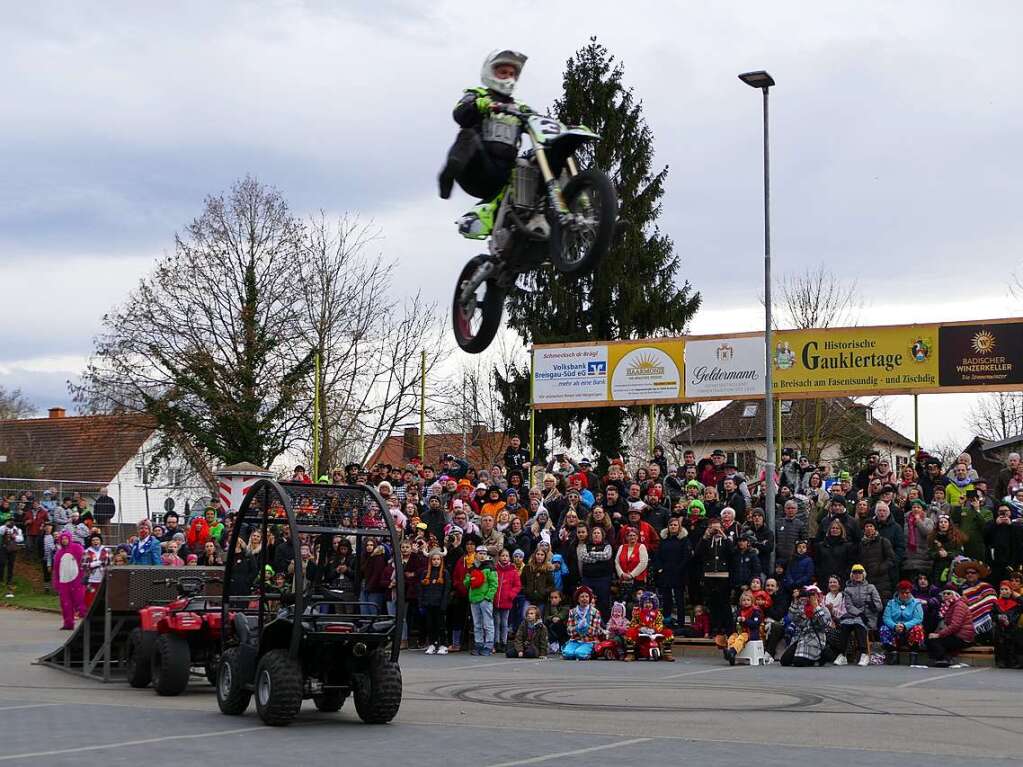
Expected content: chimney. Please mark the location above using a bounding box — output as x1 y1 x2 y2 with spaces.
48 407 66 419
402 427 419 459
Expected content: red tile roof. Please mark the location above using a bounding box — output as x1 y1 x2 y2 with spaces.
672 397 913 449
366 429 515 470
0 414 156 481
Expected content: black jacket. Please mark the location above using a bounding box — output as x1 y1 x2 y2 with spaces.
654 529 692 585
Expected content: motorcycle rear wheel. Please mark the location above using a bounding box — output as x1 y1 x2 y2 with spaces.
550 168 618 275
452 256 506 354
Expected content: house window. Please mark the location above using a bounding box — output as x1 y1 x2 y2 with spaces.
865 408 873 425
169 469 184 487
731 450 757 476
741 404 758 418
780 401 792 414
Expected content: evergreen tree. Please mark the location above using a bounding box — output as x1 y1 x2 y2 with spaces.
501 38 700 465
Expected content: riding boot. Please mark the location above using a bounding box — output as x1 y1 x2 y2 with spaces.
439 128 478 199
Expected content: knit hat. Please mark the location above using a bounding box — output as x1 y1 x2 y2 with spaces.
186 554 198 564
476 482 488 490
897 579 913 591
428 547 444 558
838 471 851 481
512 549 525 559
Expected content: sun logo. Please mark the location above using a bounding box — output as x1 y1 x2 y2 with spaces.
626 352 665 376
971 330 996 354
633 353 658 369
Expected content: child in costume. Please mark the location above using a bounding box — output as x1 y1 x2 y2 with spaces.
507 604 549 658
563 585 603 660
53 531 86 629
81 532 110 609
603 601 629 656
723 589 763 665
625 591 674 661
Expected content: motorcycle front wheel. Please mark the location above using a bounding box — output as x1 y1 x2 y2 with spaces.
550 168 618 275
452 256 506 354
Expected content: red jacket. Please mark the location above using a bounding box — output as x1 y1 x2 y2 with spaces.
452 556 472 598
26 508 49 536
493 561 522 610
938 598 976 643
617 520 659 553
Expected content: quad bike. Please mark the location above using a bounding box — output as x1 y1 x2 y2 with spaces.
123 573 226 696
217 481 403 727
451 106 618 353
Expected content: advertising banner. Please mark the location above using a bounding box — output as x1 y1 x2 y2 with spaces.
684 336 765 398
771 324 939 395
608 340 684 402
530 318 1021 410
533 345 608 405
938 322 1023 387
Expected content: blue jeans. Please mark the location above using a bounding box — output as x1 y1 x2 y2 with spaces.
362 590 386 616
470 600 495 648
494 608 511 644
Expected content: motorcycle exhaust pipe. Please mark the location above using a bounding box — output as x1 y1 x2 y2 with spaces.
352 642 368 657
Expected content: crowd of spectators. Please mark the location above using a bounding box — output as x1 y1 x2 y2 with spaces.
11 442 1023 669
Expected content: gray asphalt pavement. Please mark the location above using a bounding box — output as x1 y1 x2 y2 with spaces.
1 608 1020 766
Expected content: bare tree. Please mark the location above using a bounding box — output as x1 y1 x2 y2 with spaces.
770 266 869 462
968 392 1023 441
74 177 313 478
0 386 35 420
429 338 523 467
777 265 860 331
928 437 967 468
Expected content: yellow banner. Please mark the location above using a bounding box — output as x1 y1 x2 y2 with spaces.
607 339 685 402
772 325 939 394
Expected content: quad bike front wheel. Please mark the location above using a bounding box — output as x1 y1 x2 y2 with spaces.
452 255 506 354
255 649 303 726
550 168 618 275
151 634 191 696
353 652 403 724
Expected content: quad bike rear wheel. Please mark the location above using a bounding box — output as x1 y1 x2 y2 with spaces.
217 647 252 715
255 649 304 726
353 652 403 724
124 628 155 688
151 634 191 696
550 168 618 275
452 256 505 354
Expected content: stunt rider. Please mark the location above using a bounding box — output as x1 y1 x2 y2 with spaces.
438 49 530 239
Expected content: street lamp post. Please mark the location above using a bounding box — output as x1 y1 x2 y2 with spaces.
738 69 776 532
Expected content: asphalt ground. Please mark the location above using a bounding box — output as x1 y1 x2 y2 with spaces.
1 609 1021 766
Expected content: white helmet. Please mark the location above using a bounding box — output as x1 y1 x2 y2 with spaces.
481 49 527 96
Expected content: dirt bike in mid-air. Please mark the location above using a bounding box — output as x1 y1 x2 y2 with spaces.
451 106 618 353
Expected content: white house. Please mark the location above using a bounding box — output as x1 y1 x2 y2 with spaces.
0 407 209 524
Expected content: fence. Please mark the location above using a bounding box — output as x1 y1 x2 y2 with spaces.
1 476 212 544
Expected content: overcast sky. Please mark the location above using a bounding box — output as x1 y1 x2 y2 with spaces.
1 1 1020 451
